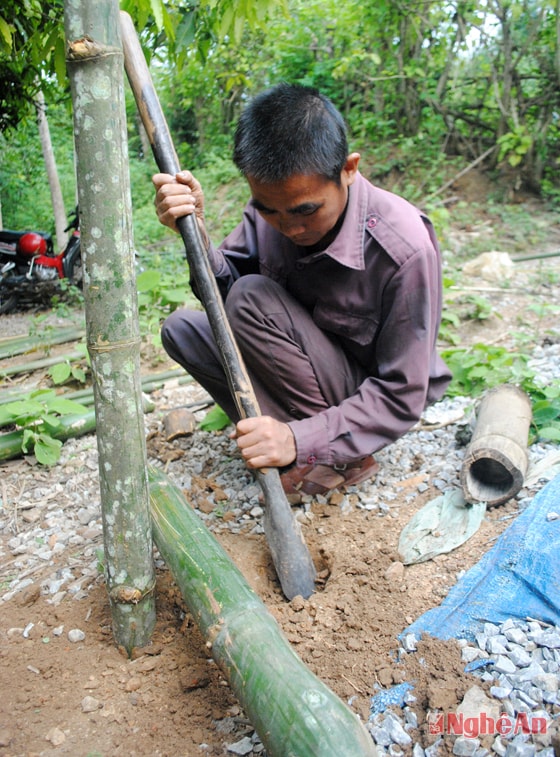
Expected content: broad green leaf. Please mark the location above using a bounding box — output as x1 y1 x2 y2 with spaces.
175 10 196 48
538 426 560 442
29 389 57 401
41 414 63 433
544 384 560 400
199 405 231 431
233 12 245 43
45 397 90 415
162 288 190 304
0 405 20 426
21 429 37 454
218 4 235 38
0 399 45 424
33 433 63 466
0 15 14 49
53 33 67 86
50 362 72 385
136 269 161 292
149 0 163 30
441 310 460 327
532 404 560 423
71 365 87 383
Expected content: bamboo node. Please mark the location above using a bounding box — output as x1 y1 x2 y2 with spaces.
89 336 142 353
110 579 156 604
67 37 120 61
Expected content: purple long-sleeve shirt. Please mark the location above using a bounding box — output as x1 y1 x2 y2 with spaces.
205 172 451 464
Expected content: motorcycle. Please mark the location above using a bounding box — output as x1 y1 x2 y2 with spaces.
0 208 82 314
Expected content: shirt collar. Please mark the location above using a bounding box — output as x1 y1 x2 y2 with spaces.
301 171 367 271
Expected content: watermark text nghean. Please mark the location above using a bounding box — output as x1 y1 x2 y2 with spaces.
428 712 549 738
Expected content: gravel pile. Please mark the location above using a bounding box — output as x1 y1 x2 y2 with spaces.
1 342 559 756
364 340 560 757
372 616 560 757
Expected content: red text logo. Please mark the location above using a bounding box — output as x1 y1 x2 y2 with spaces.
428 712 548 738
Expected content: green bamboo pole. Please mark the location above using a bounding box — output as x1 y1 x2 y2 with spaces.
0 410 97 461
148 467 377 757
63 0 155 654
0 327 86 360
0 394 155 460
0 368 188 406
0 351 84 378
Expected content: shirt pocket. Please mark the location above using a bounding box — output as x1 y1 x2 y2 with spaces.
313 302 380 347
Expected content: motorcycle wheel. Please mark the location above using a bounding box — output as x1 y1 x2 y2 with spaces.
0 289 18 314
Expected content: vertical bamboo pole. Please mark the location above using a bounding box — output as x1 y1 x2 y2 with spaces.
63 0 156 654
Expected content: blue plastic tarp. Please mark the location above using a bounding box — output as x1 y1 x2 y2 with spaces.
402 473 560 641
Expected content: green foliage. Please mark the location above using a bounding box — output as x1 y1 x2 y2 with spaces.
49 358 88 386
438 279 495 346
95 548 105 575
0 0 67 130
136 265 194 308
497 126 533 168
199 405 231 431
4 0 560 241
442 344 530 398
460 294 494 321
0 389 89 465
136 259 199 343
531 384 560 442
439 308 462 346
0 103 76 231
442 343 560 444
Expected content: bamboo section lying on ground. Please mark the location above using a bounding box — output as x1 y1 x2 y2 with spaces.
148 466 377 757
0 368 188 406
0 327 86 360
0 410 97 461
0 392 159 461
460 384 532 507
0 350 84 378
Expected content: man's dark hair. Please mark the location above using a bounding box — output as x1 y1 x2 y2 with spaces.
233 83 348 185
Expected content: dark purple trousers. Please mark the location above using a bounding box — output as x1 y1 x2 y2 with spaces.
161 274 366 423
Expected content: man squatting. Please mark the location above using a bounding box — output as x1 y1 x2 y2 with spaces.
153 83 452 498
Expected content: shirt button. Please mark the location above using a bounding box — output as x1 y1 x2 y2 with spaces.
295 262 305 271
307 454 317 465
367 217 378 229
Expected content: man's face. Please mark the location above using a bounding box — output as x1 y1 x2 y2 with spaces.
246 153 360 248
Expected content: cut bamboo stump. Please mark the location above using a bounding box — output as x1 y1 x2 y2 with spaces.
460 384 532 507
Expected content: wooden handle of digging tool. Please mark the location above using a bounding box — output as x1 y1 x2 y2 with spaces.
119 12 316 600
119 13 257 420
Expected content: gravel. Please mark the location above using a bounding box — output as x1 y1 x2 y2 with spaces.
372 615 560 757
1 340 559 756
365 341 560 757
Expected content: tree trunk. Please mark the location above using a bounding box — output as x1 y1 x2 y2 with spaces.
34 89 68 249
63 0 156 655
